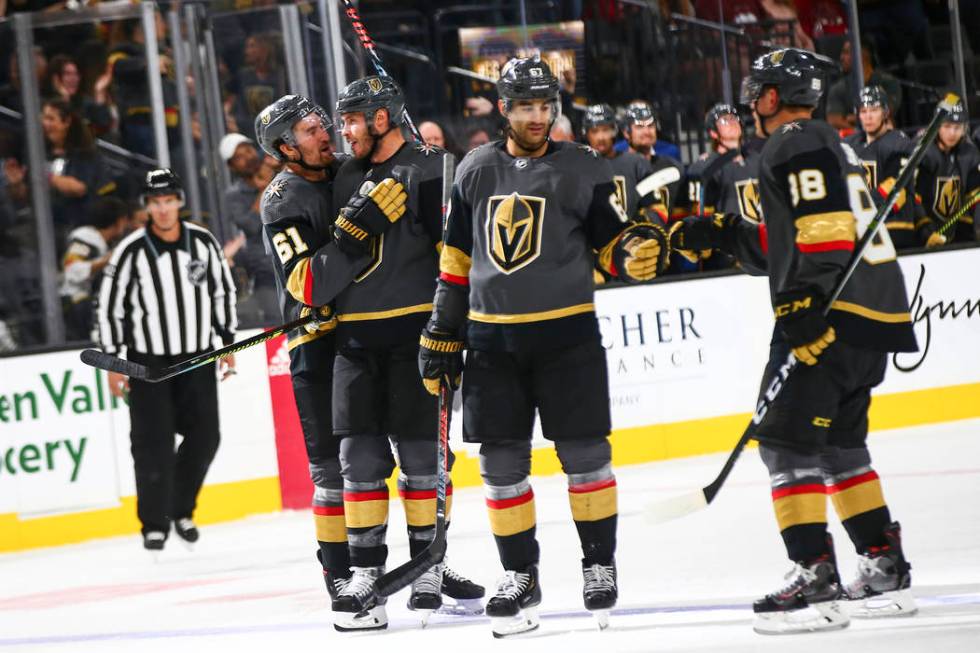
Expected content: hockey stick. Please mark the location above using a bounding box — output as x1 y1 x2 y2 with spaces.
374 152 456 597
935 186 980 237
79 313 315 382
646 93 961 524
340 0 423 143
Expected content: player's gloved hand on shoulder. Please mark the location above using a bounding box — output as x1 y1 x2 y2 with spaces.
612 223 670 283
774 287 836 366
332 177 407 254
300 305 336 335
418 322 464 396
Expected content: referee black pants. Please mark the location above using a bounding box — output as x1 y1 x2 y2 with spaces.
128 353 221 536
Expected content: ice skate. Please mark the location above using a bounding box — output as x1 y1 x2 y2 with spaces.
333 566 388 632
439 564 485 616
316 551 352 611
486 565 541 638
845 522 917 618
406 563 443 627
753 553 849 635
143 531 166 561
582 559 617 630
173 518 199 550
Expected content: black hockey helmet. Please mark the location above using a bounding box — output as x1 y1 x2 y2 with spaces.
857 85 889 113
335 75 405 126
943 98 968 124
140 167 184 206
497 55 560 106
704 103 740 137
582 103 617 135
255 94 332 161
622 100 660 132
740 48 838 108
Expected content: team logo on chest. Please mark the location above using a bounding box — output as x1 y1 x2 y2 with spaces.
612 175 628 217
934 176 961 218
486 192 546 274
735 178 762 223
861 160 878 190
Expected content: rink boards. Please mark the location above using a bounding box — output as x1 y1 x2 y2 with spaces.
1 247 978 552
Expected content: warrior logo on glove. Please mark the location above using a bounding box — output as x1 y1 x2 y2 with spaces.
487 193 546 273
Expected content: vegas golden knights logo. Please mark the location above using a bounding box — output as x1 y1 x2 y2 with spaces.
367 77 383 93
861 160 878 190
735 178 762 223
934 176 961 219
613 175 628 217
486 193 546 274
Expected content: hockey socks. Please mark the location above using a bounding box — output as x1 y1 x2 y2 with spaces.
567 464 618 565
343 480 389 568
826 466 892 554
485 479 539 570
313 486 350 574
398 473 454 558
770 466 830 561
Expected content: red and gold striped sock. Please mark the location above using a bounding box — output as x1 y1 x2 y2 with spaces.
485 479 539 570
313 486 349 572
771 471 829 561
568 464 618 564
343 480 390 568
827 467 891 553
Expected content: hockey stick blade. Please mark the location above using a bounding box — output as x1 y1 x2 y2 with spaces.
80 349 149 379
645 489 708 524
636 166 681 198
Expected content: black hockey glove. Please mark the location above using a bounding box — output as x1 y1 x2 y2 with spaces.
774 288 836 366
612 223 670 283
668 213 738 262
332 177 407 254
418 323 463 396
300 305 336 335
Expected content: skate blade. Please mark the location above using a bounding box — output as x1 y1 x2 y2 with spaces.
848 589 918 619
592 609 611 630
436 597 484 616
333 606 388 632
753 600 850 635
491 606 540 638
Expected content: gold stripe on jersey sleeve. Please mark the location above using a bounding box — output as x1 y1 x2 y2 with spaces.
469 303 595 324
336 303 433 322
440 245 472 278
830 300 912 324
794 211 856 245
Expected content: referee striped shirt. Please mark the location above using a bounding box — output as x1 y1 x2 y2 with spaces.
97 221 237 356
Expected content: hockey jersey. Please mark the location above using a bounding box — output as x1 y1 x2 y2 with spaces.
607 150 657 221
330 141 445 348
683 149 762 223
60 225 109 303
442 140 631 352
915 139 980 243
727 119 917 353
844 129 920 248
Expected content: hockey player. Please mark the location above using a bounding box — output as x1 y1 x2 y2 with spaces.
671 49 918 634
845 86 920 250
254 95 355 623
622 101 684 223
327 75 483 630
417 56 670 637
914 100 980 245
581 103 662 222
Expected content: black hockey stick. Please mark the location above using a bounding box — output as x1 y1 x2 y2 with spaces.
79 313 315 382
340 0 423 142
374 152 456 597
646 93 960 523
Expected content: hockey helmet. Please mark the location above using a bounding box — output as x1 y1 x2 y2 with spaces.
704 103 740 137
497 55 560 106
740 48 838 108
335 75 405 127
140 168 184 206
943 99 968 124
582 103 617 136
255 95 332 161
622 101 660 130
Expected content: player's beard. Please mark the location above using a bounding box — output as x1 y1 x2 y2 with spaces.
507 119 549 154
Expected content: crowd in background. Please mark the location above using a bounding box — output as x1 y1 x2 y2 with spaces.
1 0 979 354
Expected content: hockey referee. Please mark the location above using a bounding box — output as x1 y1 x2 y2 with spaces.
96 168 238 553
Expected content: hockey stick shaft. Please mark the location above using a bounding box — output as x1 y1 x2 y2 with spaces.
340 0 423 142
936 186 980 237
374 154 456 597
646 93 959 523
79 313 316 382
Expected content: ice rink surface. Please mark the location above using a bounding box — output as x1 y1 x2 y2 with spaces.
1 419 978 653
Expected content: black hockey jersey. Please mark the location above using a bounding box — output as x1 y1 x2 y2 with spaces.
260 158 366 353
683 149 762 223
645 153 685 223
330 141 445 348
441 140 631 352
607 150 657 221
844 129 919 247
727 119 917 353
915 139 980 243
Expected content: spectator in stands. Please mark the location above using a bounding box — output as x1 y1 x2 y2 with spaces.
0 48 47 113
41 98 110 250
419 119 463 158
219 132 279 325
59 196 129 341
48 54 113 136
858 0 932 67
549 114 575 142
463 121 492 151
232 33 286 139
759 0 814 50
826 40 902 132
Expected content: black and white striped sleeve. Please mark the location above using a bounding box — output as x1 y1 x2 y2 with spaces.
205 231 238 345
96 236 138 355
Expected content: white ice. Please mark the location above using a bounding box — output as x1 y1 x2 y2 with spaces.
1 419 978 653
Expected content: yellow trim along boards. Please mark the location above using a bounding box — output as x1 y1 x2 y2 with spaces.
2 381 978 553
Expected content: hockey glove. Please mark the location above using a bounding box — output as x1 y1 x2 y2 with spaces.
925 231 947 248
332 178 407 253
668 213 736 262
418 324 463 396
300 305 336 335
774 288 836 366
612 223 670 283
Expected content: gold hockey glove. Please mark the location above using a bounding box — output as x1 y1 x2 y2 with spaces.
612 223 670 283
925 231 947 248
